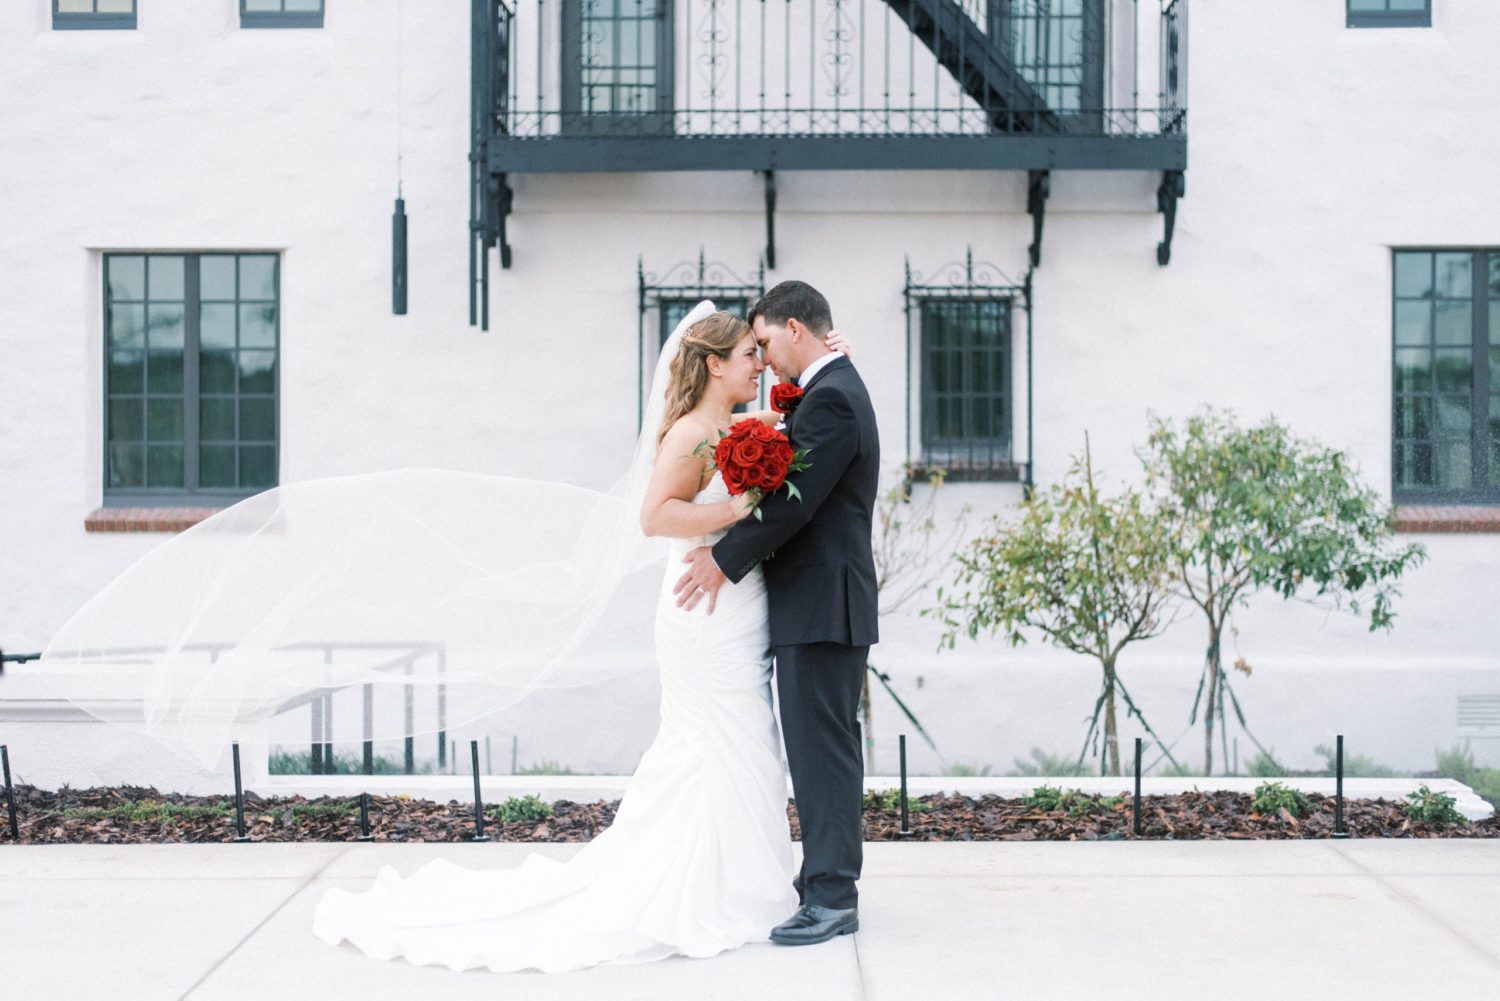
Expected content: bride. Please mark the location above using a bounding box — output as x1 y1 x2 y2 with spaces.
312 303 853 973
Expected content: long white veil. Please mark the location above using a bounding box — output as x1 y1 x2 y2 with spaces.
35 300 721 773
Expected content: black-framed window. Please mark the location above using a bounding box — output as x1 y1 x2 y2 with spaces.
53 0 136 30
989 0 1106 125
1347 0 1431 29
1391 249 1499 504
561 0 673 135
919 298 1014 476
660 297 755 415
241 0 324 29
637 254 764 428
658 297 753 348
105 253 279 504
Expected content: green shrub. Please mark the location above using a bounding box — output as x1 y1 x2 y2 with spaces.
1313 743 1395 778
491 794 553 824
50 801 231 824
1011 748 1089 778
268 747 433 776
1023 785 1120 816
517 760 575 776
1434 743 1500 811
1246 751 1287 778
1404 785 1467 825
1157 761 1201 778
1251 781 1311 818
861 789 930 813
942 762 993 777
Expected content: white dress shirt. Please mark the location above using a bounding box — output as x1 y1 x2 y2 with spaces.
797 350 844 388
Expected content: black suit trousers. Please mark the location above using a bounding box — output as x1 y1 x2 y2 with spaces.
775 641 867 911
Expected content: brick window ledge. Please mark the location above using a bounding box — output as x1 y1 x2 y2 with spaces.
85 507 225 533
1392 505 1500 533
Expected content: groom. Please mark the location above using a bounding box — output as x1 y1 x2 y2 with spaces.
675 280 879 946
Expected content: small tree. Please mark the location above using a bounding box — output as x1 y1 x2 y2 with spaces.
1140 409 1427 776
930 438 1182 776
862 466 971 771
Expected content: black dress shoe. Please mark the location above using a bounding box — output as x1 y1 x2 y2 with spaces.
769 904 859 946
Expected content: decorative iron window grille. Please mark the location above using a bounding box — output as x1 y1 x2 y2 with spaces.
561 0 674 135
637 251 765 428
1347 0 1430 29
103 253 280 505
241 0 325 29
52 0 136 30
470 0 1190 319
989 0 1106 131
904 249 1033 487
1391 249 1500 504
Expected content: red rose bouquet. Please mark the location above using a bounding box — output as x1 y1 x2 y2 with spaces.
696 418 811 519
770 383 804 414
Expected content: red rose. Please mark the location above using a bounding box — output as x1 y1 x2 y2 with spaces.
714 436 736 470
732 439 765 465
730 418 763 438
770 383 804 414
749 423 778 443
759 461 788 492
721 463 750 494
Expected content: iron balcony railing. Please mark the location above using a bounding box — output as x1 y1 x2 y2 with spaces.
479 0 1186 151
469 0 1188 324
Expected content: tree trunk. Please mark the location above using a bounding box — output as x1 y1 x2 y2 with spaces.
1103 656 1121 777
1203 622 1221 776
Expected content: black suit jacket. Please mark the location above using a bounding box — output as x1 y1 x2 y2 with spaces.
713 356 880 648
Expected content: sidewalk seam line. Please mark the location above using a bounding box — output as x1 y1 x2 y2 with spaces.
1331 843 1500 971
176 846 351 1001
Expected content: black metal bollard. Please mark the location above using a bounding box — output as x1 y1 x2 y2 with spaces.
2 744 19 841
1332 734 1350 839
231 743 250 843
897 734 912 837
1133 737 1143 838
357 791 374 842
470 740 490 842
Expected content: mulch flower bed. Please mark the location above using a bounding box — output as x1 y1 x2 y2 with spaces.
2 784 1496 844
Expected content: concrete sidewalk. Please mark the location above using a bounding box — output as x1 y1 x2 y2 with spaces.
3 840 1498 1001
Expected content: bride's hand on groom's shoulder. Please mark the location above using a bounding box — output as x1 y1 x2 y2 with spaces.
826 328 852 360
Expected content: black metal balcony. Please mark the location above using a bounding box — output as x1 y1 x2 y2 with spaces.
470 0 1188 325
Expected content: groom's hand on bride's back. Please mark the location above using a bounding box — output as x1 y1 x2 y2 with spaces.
675 546 728 613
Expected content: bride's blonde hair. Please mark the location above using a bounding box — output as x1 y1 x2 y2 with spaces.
656 311 753 446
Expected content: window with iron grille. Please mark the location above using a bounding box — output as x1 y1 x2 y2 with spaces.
989 0 1106 126
561 0 674 135
637 254 764 427
104 253 279 504
1347 0 1431 29
1391 249 1500 503
53 0 136 30
904 252 1031 484
920 299 1014 475
241 0 324 29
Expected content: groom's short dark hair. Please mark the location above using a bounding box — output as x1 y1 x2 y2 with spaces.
748 281 833 337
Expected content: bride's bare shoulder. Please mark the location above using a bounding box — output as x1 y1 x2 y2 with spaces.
657 413 717 457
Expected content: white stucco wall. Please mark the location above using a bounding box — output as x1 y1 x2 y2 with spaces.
1 0 1497 787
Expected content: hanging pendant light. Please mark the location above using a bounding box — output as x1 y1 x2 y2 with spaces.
392 186 408 315
391 0 408 316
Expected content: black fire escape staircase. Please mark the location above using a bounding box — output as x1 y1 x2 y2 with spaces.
882 0 1060 135
469 0 1188 328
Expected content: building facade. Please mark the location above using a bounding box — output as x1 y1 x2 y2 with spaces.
1 0 1496 782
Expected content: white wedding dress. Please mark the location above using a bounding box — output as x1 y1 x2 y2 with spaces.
312 471 799 973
